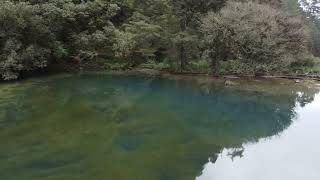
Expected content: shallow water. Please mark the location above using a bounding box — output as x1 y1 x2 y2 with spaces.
0 74 319 180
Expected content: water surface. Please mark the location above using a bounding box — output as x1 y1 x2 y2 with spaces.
0 74 319 180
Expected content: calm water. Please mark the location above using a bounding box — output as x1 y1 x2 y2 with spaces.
0 74 319 180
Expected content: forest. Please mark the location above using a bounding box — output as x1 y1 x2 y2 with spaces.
0 0 319 80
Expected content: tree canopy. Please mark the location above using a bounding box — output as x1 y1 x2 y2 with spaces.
201 1 308 74
0 0 318 80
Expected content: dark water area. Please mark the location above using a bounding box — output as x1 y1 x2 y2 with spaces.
0 74 319 180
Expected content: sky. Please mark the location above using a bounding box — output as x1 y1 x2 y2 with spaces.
299 0 320 18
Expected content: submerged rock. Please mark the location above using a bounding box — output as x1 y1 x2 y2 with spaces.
92 104 113 113
294 79 303 83
224 80 239 86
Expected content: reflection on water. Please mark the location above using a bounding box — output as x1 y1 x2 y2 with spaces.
0 74 319 180
197 94 320 180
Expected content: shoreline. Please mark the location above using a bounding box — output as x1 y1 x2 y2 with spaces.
1 69 319 97
2 68 320 85
102 68 320 82
74 69 320 89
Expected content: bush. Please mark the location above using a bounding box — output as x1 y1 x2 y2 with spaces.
104 59 132 71
189 60 210 73
139 59 170 71
290 56 320 74
219 60 248 75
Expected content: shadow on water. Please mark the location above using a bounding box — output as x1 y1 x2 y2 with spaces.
0 73 319 180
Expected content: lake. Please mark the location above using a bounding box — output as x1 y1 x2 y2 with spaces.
0 74 319 180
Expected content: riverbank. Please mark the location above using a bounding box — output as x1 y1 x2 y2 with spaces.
73 69 320 93
3 66 320 91
101 68 320 83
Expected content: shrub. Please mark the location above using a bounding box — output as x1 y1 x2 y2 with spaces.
290 56 320 74
139 59 170 71
189 60 210 73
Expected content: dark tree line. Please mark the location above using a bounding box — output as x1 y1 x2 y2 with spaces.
0 0 318 80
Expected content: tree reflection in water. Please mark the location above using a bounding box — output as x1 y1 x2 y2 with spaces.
0 74 319 180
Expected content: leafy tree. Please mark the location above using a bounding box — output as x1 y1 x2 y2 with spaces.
0 0 317 80
111 0 174 66
114 12 163 63
201 1 309 75
0 1 56 80
170 0 226 71
299 0 320 56
0 0 119 79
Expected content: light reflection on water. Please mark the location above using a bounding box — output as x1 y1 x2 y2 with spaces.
0 74 319 180
197 93 320 180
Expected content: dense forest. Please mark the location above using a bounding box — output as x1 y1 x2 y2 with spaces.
0 0 319 80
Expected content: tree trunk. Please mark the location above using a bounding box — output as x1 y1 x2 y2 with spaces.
210 57 219 75
180 42 186 72
209 48 219 75
179 15 187 72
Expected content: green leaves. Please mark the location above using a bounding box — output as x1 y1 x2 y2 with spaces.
0 0 120 79
0 1 51 80
201 1 309 75
0 0 317 79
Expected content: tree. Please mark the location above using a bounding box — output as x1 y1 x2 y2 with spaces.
201 1 309 75
112 0 175 66
0 0 119 79
0 1 56 80
299 0 320 56
170 0 226 71
114 12 163 63
0 0 316 80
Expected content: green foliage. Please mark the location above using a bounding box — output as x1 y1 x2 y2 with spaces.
0 0 318 80
139 59 171 71
104 61 132 71
289 0 320 57
0 0 119 80
0 1 55 80
114 12 163 62
189 60 210 73
290 56 320 74
103 56 135 71
219 60 251 75
310 57 320 73
201 1 309 75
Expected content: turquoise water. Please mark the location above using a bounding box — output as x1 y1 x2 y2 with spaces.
0 74 319 180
